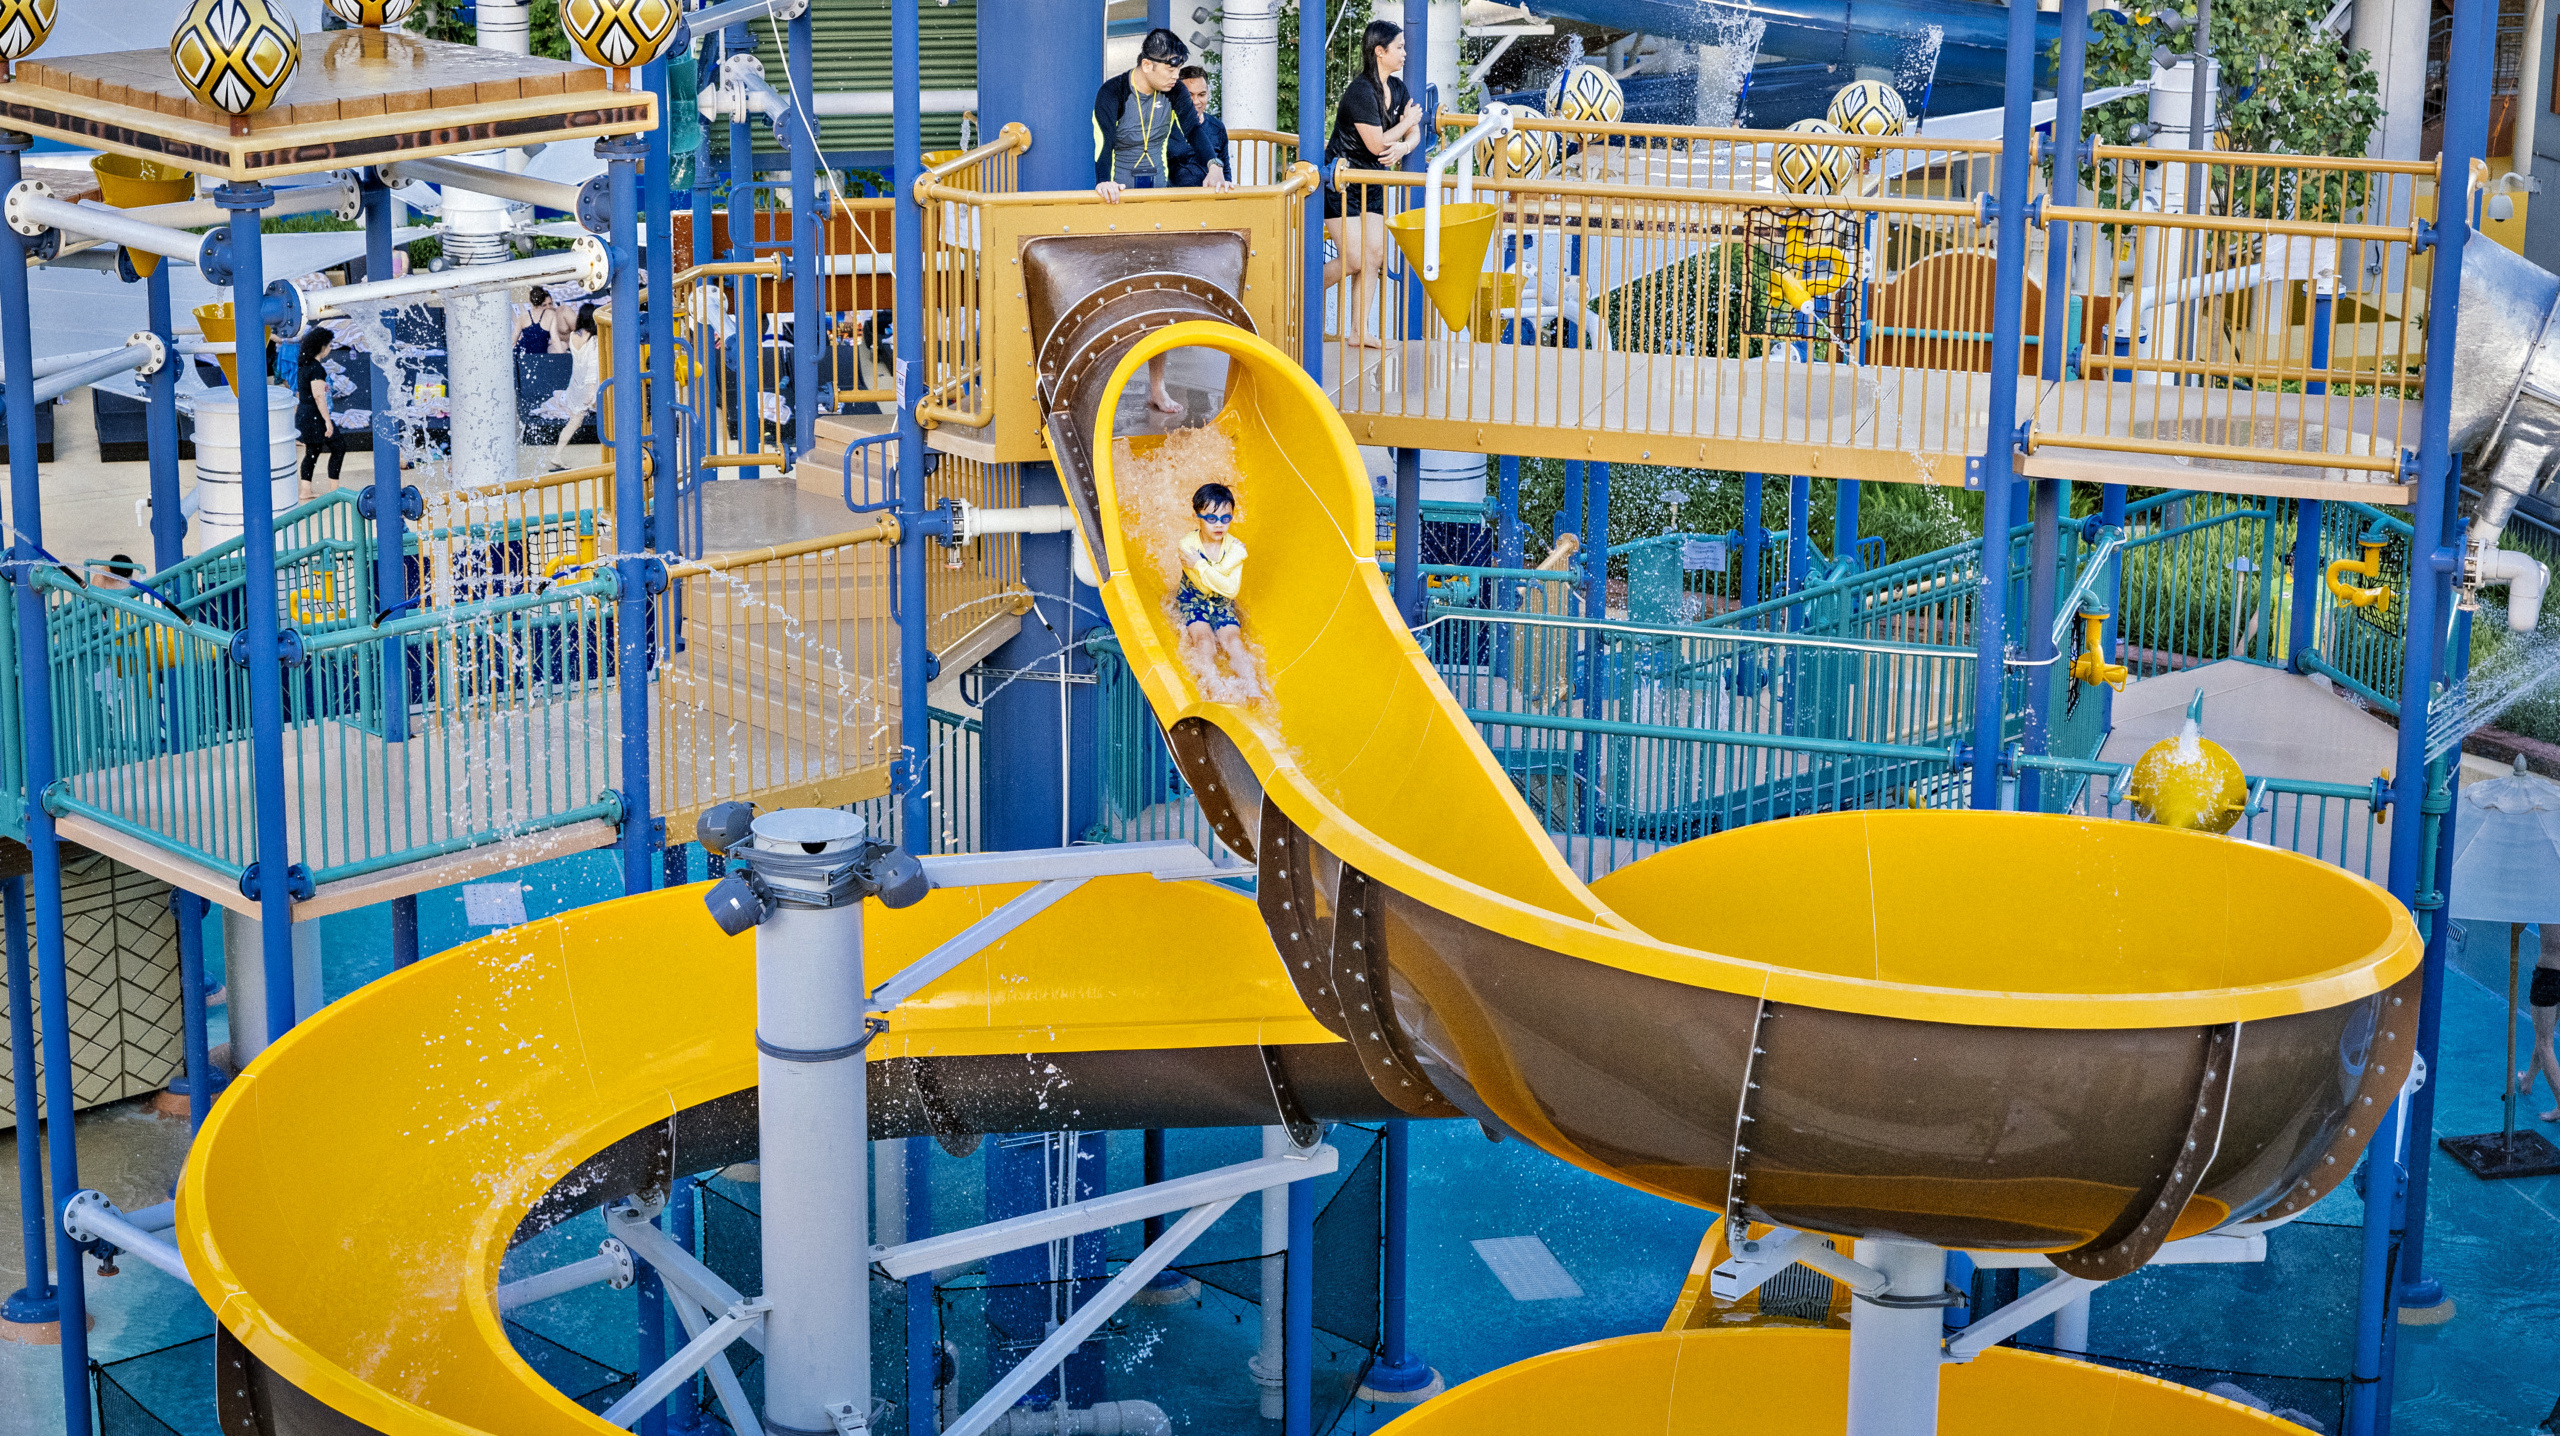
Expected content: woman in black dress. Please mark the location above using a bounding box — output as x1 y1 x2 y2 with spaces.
1326 19 1424 350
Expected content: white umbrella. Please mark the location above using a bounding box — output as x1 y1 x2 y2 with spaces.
2443 754 2560 1177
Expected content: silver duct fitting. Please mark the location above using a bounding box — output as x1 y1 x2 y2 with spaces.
2451 239 2560 631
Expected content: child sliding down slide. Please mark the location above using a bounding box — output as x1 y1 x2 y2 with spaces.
1176 482 1269 702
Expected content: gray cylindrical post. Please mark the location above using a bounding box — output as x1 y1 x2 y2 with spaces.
746 808 875 1434
1844 1239 1946 1436
1250 1125 1287 1419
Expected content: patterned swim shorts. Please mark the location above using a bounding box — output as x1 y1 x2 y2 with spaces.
1175 582 1239 631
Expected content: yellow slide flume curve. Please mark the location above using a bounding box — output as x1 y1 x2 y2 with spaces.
1085 320 2421 1240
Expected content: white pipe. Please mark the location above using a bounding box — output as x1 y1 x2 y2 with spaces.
1942 1271 2100 1361
223 909 321 1058
32 344 159 405
380 157 585 216
2051 1289 2092 1355
1252 1127 1287 1420
808 89 978 118
749 811 874 1436
477 0 529 54
296 240 609 329
496 1240 635 1312
1843 1239 1945 1436
122 1201 178 1234
954 503 1077 543
60 1192 190 1284
6 184 213 266
2476 544 2551 631
599 1300 770 1429
987 1402 1173 1435
60 176 360 261
438 151 521 489
1221 0 1280 132
1421 104 1515 279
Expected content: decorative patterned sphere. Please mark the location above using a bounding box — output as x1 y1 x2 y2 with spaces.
1543 61 1625 126
0 0 57 66
170 0 300 119
1497 106 1555 179
1772 117 1853 195
1826 79 1910 138
323 0 414 25
561 0 679 71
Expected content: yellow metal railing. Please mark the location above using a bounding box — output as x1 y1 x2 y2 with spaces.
669 258 790 480
1226 129 1300 186
653 523 900 830
914 123 1032 429
2033 145 2434 479
411 464 610 607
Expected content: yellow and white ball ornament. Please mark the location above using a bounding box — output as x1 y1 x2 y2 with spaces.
1496 105 1556 179
1773 117 1853 195
0 0 57 75
561 0 680 84
169 0 300 128
323 0 414 24
1544 61 1626 126
1826 79 1910 138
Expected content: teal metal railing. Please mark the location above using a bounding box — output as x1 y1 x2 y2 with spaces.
854 708 980 855
38 505 628 887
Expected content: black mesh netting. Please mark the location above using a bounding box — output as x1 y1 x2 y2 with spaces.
89 1323 630 1436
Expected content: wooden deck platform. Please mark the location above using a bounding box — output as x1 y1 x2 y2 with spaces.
1 31 652 182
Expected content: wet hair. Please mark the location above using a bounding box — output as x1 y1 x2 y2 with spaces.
297 325 334 367
1358 20 1402 92
1178 64 1209 83
528 286 552 306
1193 482 1236 514
574 303 598 337
1140 27 1188 66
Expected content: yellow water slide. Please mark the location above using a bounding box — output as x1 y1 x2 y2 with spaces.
177 875 1386 1434
1069 317 2419 1271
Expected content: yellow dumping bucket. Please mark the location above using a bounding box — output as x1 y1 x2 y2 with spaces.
193 302 240 393
90 156 194 279
1387 200 1498 332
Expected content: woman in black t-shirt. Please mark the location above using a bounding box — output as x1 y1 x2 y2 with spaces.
1326 20 1422 350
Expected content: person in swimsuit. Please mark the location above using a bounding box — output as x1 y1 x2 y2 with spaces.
2522 936 2560 1122
1176 482 1266 695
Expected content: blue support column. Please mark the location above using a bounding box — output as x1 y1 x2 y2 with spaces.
175 891 211 1129
603 138 656 896
893 0 936 852
389 895 421 970
214 181 301 1058
1834 480 1859 565
1740 472 1764 613
1496 457 1522 567
725 24 762 481
1363 1120 1435 1396
361 177 423 974
3 129 92 1433
1786 472 1809 597
2100 481 2125 731
144 268 185 570
1297 0 1326 378
976 0 1106 852
647 58 679 516
666 1177 706 1434
1284 1166 1316 1436
786 9 820 459
1585 462 1611 619
2383 0 2492 1325
1394 447 1422 622
2 874 51 1327
2346 1104 2405 1436
1560 461 1583 550
2041 0 2089 383
636 1224 669 1436
2020 478 2064 811
1966 0 2039 809
2288 498 2324 672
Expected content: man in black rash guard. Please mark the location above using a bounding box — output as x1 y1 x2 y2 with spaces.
1092 28 1226 203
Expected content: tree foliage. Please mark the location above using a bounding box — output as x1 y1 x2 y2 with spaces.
2076 0 2382 160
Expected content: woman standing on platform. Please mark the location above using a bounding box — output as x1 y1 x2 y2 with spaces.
295 324 364 496
1325 20 1423 351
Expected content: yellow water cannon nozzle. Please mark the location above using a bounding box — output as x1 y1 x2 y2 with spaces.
2326 536 2395 612
2067 608 2129 689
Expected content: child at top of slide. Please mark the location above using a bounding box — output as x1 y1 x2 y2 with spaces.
1177 482 1267 697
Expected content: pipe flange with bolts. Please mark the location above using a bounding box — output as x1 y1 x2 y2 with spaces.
570 234 611 295
124 331 167 378
325 171 364 223
3 178 50 238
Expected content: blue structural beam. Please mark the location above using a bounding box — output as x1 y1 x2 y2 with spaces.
144 266 184 570
2 875 49 1328
361 172 423 972
604 134 655 896
648 56 679 540
2384 0 2493 1335
2 128 91 1433
1497 457 1523 568
894 0 935 852
724 23 763 482
787 6 820 461
1298 4 1325 379
1529 0 2058 92
1965 0 2038 809
976 0 1103 854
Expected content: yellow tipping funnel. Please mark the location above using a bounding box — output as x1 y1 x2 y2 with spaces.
2127 731 2248 834
194 303 240 394
1387 200 1498 332
90 156 195 279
